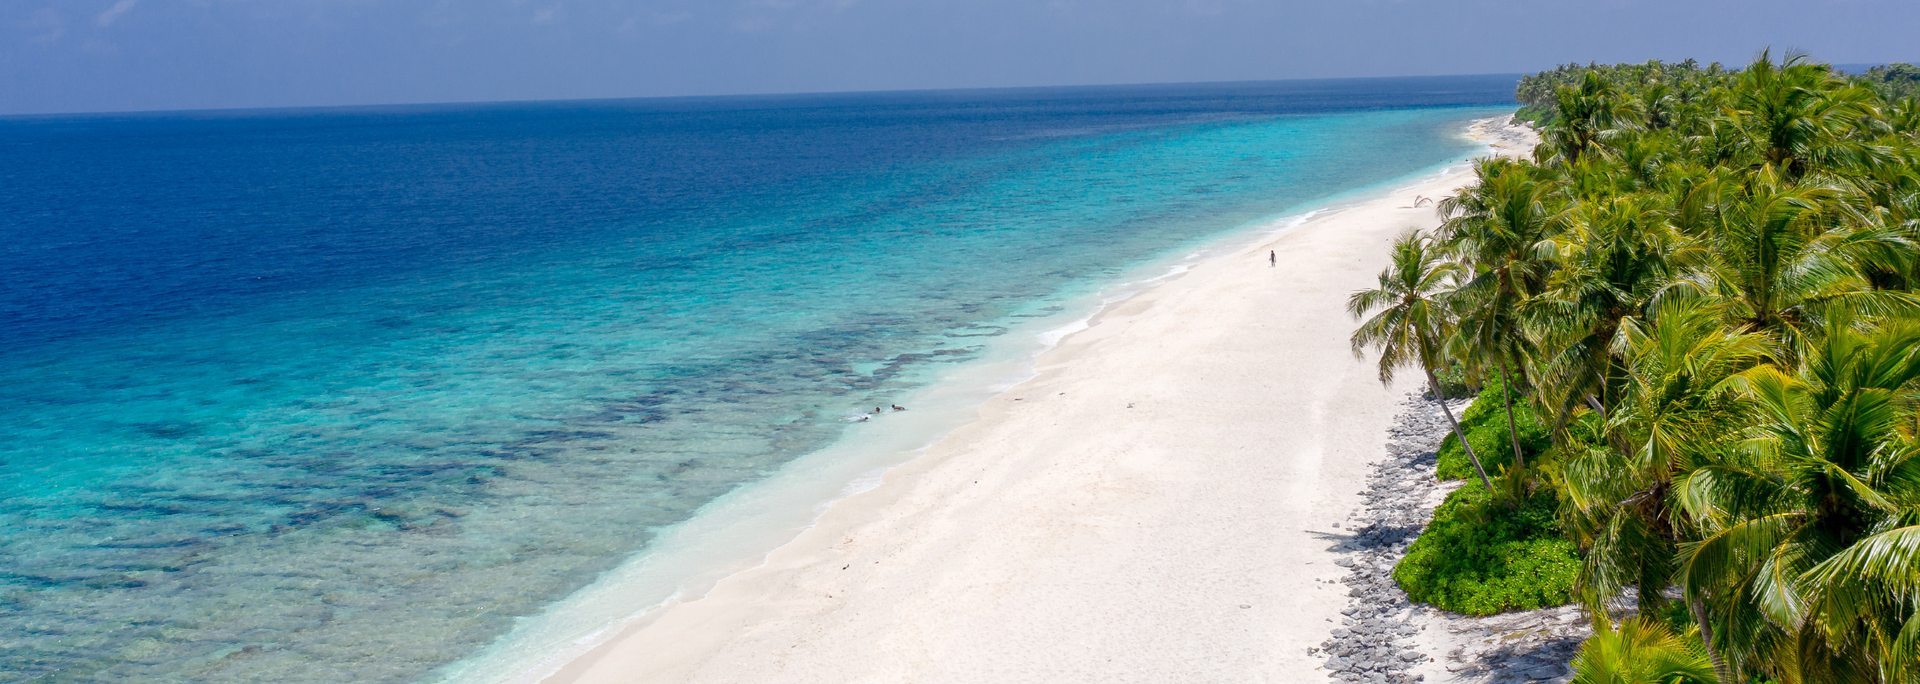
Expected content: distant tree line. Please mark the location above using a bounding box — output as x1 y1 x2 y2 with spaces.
1515 57 1920 127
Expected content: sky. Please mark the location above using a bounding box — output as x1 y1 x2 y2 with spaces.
3 0 1916 116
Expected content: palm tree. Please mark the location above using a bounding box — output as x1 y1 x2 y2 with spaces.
1439 52 1920 682
1560 298 1770 680
1675 315 1920 682
1886 96 1920 136
1349 230 1495 490
1726 50 1875 180
1699 165 1919 349
1541 71 1640 166
1800 518 1920 683
1639 82 1682 133
1441 158 1566 470
1571 616 1720 684
1531 193 1686 428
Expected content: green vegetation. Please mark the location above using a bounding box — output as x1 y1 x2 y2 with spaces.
1515 59 1735 128
1348 230 1494 489
1865 63 1920 101
1394 483 1579 614
1435 379 1551 481
1430 358 1478 399
1571 618 1718 684
1348 50 1920 682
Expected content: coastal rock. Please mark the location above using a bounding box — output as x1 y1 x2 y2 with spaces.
1321 392 1590 684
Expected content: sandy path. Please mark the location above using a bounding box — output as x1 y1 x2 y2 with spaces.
547 119 1533 684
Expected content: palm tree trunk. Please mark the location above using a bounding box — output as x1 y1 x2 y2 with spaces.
1496 353 1525 470
1688 594 1732 684
1425 365 1494 491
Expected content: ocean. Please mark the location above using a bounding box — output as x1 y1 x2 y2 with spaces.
0 77 1516 683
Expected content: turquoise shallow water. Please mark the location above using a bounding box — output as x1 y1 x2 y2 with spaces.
0 79 1515 682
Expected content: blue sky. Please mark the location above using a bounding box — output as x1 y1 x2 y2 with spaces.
3 0 1916 115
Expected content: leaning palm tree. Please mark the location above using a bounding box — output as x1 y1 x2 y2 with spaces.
1349 230 1494 490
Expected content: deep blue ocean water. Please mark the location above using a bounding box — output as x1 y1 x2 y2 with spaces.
0 77 1516 683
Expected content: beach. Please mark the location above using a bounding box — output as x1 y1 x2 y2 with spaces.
0 88 1519 682
545 118 1537 684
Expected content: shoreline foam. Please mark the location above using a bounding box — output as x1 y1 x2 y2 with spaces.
521 116 1534 683
431 112 1519 684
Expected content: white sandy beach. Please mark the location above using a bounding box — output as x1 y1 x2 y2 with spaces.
546 118 1537 684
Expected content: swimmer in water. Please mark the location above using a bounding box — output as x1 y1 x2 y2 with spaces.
892 404 907 411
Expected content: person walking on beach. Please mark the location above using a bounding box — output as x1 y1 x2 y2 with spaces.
1269 250 1276 267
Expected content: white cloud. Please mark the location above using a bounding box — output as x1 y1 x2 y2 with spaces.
26 8 66 42
96 0 139 27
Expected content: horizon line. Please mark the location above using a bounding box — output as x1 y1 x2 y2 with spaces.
4 71 1543 121
11 59 1907 121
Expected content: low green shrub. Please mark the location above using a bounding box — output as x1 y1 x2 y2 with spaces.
1513 102 1556 127
1394 483 1579 615
1436 380 1552 480
1430 359 1478 400
1569 618 1718 684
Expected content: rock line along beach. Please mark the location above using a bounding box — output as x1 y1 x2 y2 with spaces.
544 118 1538 684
